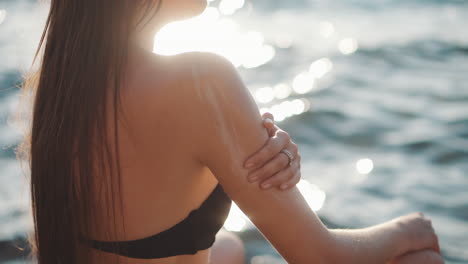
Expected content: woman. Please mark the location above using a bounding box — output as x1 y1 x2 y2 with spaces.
22 0 444 263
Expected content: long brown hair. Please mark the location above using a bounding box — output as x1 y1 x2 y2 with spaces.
18 1 160 263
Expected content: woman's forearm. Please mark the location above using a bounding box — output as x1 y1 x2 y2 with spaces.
329 222 405 263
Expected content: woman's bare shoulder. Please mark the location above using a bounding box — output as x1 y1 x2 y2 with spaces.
170 51 235 71
125 50 243 136
170 51 239 84
132 51 238 98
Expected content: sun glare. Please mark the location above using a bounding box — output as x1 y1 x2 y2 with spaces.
219 0 245 15
154 6 275 69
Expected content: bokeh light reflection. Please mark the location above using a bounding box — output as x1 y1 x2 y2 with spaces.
224 202 249 232
338 38 359 55
319 21 335 38
255 87 275 104
0 9 7 25
292 72 316 94
309 58 333 79
297 180 326 211
274 34 294 49
259 98 310 122
356 158 374 174
273 83 292 100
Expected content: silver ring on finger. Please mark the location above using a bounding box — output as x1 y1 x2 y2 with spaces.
280 149 295 166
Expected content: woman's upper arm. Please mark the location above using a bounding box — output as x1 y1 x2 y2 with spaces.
187 53 336 263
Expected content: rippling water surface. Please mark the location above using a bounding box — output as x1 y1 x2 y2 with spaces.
1 0 467 263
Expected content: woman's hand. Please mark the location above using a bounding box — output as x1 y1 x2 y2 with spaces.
385 212 441 262
243 112 301 191
389 250 444 264
392 212 440 254
329 212 441 263
388 213 444 264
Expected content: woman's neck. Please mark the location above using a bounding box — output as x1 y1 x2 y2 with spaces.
133 29 157 52
132 17 166 52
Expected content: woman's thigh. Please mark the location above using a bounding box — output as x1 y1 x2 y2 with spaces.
210 229 245 264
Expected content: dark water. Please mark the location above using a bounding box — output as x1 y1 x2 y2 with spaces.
1 0 468 263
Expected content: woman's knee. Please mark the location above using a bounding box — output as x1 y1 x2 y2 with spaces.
211 229 245 264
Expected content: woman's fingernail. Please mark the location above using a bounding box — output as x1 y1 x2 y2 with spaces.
261 183 271 189
246 162 255 168
280 184 288 190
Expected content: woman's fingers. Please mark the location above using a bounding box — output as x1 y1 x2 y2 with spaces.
258 157 301 190
244 112 302 191
247 151 290 183
243 130 291 169
421 215 440 254
394 212 440 256
261 112 275 136
276 168 301 191
269 153 301 190
430 225 440 254
261 112 274 123
390 250 444 264
432 232 441 254
248 144 301 190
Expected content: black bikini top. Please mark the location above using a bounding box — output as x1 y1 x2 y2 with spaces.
89 184 232 259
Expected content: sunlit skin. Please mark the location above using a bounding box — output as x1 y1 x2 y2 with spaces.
90 0 443 263
89 1 300 263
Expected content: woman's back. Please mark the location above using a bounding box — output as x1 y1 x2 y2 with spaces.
90 49 223 264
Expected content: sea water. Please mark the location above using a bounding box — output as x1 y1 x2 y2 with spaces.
1 0 467 263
